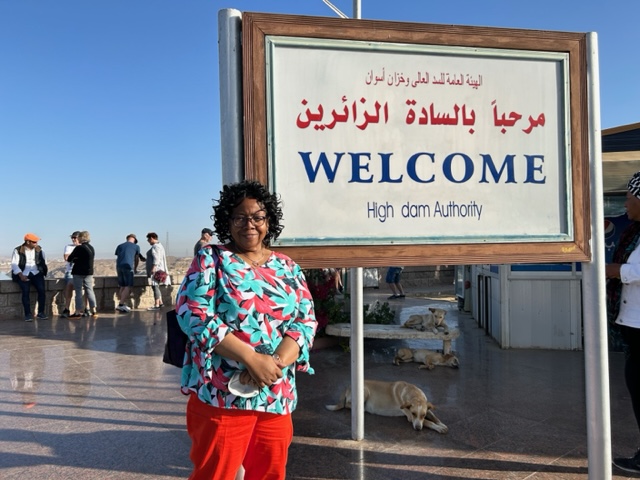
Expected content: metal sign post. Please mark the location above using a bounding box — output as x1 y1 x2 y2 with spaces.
582 32 612 480
218 8 243 185
220 10 610 477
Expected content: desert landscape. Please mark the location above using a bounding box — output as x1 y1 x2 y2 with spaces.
0 257 195 281
49 257 194 279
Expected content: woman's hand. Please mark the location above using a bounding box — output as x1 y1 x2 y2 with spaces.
606 263 622 279
238 369 254 385
244 352 283 388
273 336 300 369
215 332 299 388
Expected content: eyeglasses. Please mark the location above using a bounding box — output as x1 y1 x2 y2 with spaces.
231 214 267 228
71 236 77 239
26 240 37 244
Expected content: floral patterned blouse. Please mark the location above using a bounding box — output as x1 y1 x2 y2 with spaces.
175 244 317 414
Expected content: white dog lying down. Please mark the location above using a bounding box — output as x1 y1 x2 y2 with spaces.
325 379 448 433
394 348 460 370
401 307 449 334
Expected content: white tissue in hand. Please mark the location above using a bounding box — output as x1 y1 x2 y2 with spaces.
228 371 260 397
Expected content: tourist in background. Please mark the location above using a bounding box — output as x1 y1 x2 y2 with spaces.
607 171 640 475
66 231 98 318
193 227 214 256
135 238 146 274
114 234 141 312
145 232 169 311
60 231 81 318
325 268 344 294
176 180 317 480
11 233 48 321
386 266 406 299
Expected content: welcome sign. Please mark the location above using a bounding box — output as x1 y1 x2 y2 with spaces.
242 13 591 267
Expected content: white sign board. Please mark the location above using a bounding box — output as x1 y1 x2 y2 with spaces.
242 13 590 266
267 38 571 246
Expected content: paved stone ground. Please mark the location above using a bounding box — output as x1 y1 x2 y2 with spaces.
0 285 636 479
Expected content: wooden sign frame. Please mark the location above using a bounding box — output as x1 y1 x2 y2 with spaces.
242 12 590 268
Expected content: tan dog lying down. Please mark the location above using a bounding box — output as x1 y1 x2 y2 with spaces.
402 307 449 334
325 379 448 433
394 348 460 370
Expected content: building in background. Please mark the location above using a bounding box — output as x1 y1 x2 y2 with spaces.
458 122 640 349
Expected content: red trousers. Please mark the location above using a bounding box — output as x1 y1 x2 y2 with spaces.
186 393 293 480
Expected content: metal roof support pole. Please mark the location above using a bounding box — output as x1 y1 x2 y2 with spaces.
350 267 364 440
349 0 365 442
582 32 612 480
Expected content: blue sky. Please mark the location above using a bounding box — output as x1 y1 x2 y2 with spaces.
1 0 638 258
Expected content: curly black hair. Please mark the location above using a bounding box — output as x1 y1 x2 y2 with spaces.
211 180 284 246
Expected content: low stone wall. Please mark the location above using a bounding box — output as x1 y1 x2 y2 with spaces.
0 275 179 320
401 265 455 288
0 266 455 320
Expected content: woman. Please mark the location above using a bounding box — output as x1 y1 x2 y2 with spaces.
66 230 98 318
175 180 317 480
60 231 81 318
606 171 640 475
145 232 169 311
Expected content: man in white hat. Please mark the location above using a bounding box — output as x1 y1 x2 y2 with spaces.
194 227 214 256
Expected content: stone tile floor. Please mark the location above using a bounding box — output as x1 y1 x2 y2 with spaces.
0 286 638 479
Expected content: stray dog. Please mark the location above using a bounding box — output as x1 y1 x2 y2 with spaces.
394 348 460 370
325 379 448 433
402 307 449 334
